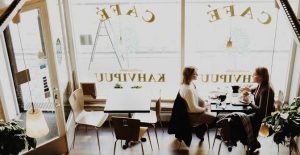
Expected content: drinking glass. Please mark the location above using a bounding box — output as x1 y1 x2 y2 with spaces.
219 94 227 103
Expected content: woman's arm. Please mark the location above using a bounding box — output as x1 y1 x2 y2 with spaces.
185 89 206 113
250 88 270 117
241 87 256 94
250 100 259 111
198 96 206 107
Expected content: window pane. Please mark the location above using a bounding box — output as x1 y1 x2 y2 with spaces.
71 0 180 99
186 0 297 97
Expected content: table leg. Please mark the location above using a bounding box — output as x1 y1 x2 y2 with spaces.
123 141 129 149
123 112 146 150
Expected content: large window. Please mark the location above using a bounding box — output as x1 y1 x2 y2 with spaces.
71 0 299 99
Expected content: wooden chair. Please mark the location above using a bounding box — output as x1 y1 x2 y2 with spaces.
69 88 108 153
155 98 164 133
213 118 232 155
132 97 163 149
275 90 284 111
213 117 252 154
177 114 210 149
111 117 148 155
176 95 211 149
80 82 97 102
80 82 114 136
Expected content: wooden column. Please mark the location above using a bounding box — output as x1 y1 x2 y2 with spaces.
3 26 24 112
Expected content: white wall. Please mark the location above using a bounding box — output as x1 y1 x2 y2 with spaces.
289 45 300 102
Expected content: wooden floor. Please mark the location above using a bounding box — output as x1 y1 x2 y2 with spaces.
68 125 296 155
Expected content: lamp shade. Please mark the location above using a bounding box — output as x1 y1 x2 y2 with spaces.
259 123 269 137
26 108 49 138
226 37 232 48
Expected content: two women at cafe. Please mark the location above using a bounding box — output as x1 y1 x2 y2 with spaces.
178 66 274 152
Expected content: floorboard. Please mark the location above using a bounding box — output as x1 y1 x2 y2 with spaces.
68 126 295 155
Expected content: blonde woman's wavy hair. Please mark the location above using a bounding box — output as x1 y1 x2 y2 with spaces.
181 66 197 85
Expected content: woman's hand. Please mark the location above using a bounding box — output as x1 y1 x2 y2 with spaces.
199 107 208 113
240 87 251 92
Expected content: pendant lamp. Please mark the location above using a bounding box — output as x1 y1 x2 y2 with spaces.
16 23 49 138
226 37 232 48
226 2 233 49
259 123 269 137
26 105 49 138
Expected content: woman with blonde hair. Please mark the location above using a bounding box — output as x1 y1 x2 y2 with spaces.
179 66 216 141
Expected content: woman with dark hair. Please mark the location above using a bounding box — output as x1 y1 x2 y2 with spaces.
179 66 216 140
249 67 275 135
243 67 275 152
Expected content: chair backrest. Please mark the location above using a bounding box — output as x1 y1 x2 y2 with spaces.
275 90 284 111
155 97 162 117
80 83 97 99
112 117 140 141
168 92 192 146
278 90 284 103
180 97 202 127
69 88 84 119
219 118 231 141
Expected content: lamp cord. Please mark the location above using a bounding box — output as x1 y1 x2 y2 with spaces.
229 12 232 38
229 0 233 38
17 24 35 113
264 9 279 118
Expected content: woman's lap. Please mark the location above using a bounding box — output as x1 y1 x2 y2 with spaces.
189 112 216 127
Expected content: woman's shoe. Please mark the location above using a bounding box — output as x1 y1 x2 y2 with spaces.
200 137 204 143
195 124 206 140
248 141 261 153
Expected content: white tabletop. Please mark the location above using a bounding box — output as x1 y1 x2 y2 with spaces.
104 89 151 113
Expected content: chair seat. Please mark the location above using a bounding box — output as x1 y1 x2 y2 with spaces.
83 95 95 100
139 127 148 139
75 111 108 127
133 110 157 124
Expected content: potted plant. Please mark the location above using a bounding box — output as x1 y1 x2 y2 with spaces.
0 121 36 155
263 97 300 154
131 85 142 89
114 83 123 89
